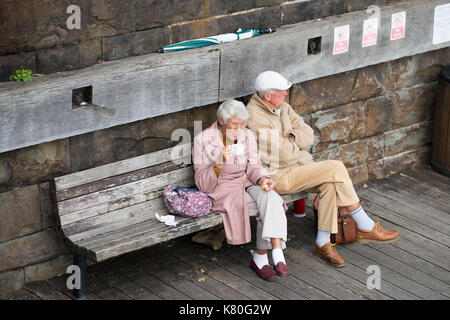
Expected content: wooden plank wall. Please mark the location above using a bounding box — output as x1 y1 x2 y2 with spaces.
1 0 449 153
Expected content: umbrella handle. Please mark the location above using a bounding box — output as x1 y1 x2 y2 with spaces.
258 27 276 34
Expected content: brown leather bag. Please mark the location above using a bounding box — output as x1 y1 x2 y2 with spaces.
314 208 357 245
332 209 357 244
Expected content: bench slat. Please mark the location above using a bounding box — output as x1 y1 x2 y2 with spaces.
54 144 191 190
63 197 169 242
56 158 190 202
57 166 194 217
59 177 194 226
89 213 224 262
78 212 191 249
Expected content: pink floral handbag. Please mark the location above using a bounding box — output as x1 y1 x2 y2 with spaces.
162 185 212 218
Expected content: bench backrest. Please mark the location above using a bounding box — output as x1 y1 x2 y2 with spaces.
52 145 192 244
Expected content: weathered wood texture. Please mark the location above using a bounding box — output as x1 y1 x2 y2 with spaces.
1 0 449 153
52 145 307 262
0 49 220 153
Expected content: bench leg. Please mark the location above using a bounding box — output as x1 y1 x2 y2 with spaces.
72 253 86 299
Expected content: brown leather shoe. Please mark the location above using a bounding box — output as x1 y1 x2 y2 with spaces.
357 221 399 244
250 260 276 281
274 262 290 277
313 242 345 268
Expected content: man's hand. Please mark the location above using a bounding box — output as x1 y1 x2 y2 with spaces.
258 176 275 191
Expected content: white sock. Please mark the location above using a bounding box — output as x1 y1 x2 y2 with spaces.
251 250 269 269
272 248 286 265
315 230 331 247
349 206 375 231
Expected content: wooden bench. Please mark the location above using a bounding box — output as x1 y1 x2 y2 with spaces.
51 145 307 299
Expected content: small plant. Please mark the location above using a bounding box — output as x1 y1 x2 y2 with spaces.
9 69 34 83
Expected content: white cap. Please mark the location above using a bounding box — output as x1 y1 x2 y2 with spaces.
255 71 292 92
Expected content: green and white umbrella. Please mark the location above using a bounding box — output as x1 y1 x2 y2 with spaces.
159 28 276 53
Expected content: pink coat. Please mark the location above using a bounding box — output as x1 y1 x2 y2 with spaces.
192 121 268 245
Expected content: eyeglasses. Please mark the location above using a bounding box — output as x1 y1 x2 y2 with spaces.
226 121 247 129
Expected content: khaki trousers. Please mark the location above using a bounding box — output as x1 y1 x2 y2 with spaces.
273 160 359 234
245 185 287 250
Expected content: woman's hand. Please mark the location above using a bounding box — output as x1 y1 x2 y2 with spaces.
215 145 233 167
258 176 275 191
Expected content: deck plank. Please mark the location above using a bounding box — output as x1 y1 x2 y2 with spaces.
370 178 450 215
356 189 450 246
168 241 277 300
357 186 450 234
292 214 448 299
24 280 71 300
288 218 420 299
213 244 308 300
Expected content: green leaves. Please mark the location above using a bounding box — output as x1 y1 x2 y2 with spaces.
9 69 34 83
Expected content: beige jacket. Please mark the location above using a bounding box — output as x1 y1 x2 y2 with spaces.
246 94 314 182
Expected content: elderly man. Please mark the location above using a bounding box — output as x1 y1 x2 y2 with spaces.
193 98 290 280
246 71 399 268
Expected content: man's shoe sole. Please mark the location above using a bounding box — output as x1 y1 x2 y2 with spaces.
313 252 345 268
357 236 399 244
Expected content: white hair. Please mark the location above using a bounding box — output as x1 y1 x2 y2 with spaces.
257 89 275 99
216 99 249 123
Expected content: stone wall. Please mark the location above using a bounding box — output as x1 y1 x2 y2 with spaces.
0 0 403 81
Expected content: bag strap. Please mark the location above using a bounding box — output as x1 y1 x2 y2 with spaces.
173 186 199 194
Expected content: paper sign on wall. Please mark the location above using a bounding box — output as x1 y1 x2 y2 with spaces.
362 18 378 47
433 3 450 45
390 11 406 40
333 25 350 55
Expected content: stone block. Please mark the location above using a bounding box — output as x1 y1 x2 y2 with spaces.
0 0 91 55
88 0 136 38
208 0 284 16
367 146 430 180
347 164 369 185
280 0 402 26
0 268 24 299
290 65 383 115
381 47 450 92
0 228 70 273
0 158 11 185
136 0 203 30
0 52 37 82
0 185 41 243
24 254 72 283
69 110 189 172
37 39 101 74
313 135 384 168
0 139 71 194
102 27 170 61
365 83 436 137
310 101 365 152
39 182 55 229
384 121 433 157
170 20 207 44
205 6 281 36
187 103 220 138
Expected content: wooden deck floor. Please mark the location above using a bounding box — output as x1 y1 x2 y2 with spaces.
6 167 450 300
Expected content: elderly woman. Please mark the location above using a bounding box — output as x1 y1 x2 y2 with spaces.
192 99 290 281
